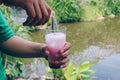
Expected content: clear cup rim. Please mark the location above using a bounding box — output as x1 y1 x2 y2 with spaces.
45 26 66 32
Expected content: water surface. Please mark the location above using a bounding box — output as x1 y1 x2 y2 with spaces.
30 16 120 80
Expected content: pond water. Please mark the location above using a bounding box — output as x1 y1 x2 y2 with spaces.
29 16 120 80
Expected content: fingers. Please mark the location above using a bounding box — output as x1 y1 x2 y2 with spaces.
51 11 55 17
40 44 50 60
60 42 71 54
60 50 70 58
40 1 51 25
28 2 42 26
49 56 69 68
23 0 51 26
23 3 35 26
48 42 71 69
38 0 48 25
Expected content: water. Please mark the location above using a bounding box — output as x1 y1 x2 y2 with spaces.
91 54 120 80
10 7 27 23
28 16 120 80
21 58 47 80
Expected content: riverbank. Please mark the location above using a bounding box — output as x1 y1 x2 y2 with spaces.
46 0 120 23
36 14 116 30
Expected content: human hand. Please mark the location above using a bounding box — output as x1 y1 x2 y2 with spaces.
45 42 71 69
3 0 51 26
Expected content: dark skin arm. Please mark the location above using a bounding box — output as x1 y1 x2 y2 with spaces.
1 0 51 26
0 36 47 58
0 0 70 68
0 36 71 68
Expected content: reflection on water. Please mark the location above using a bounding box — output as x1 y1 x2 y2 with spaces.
62 17 120 80
31 16 120 53
71 45 115 66
84 45 115 61
91 54 120 80
21 59 46 79
63 17 120 53
28 16 120 79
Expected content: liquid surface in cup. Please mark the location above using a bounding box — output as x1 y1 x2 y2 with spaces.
45 32 66 54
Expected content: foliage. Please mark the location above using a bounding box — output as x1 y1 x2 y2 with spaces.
80 5 102 21
46 0 120 22
90 0 120 15
5 56 23 77
46 61 97 80
64 61 97 80
52 68 64 79
46 0 82 23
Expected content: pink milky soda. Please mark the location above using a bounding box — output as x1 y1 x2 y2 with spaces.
45 32 66 54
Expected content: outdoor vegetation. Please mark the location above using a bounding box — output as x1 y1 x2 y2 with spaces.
0 0 120 80
46 0 120 22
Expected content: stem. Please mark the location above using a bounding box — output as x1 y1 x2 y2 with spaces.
4 56 8 68
53 72 57 80
80 74 82 80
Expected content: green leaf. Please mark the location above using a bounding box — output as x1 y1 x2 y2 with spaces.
52 68 63 77
5 69 11 75
17 61 23 65
64 62 76 79
79 61 97 72
80 73 90 78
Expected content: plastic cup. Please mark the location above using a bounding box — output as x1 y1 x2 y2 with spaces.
45 27 66 68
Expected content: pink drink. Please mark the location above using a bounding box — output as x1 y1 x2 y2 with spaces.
45 32 66 54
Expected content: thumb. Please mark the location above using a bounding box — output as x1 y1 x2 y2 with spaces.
45 47 50 56
42 45 50 60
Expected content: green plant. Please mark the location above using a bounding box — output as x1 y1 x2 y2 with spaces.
46 0 82 23
64 61 97 80
80 5 102 21
45 61 97 80
52 68 64 80
90 0 120 15
5 57 23 78
46 0 120 22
